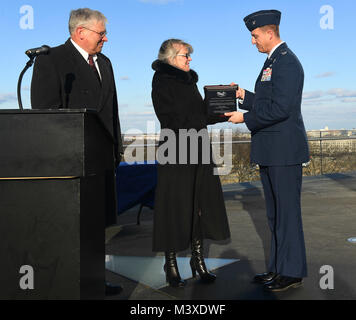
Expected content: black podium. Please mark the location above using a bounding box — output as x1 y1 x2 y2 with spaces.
0 109 112 299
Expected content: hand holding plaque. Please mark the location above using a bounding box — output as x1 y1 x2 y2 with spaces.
204 85 238 115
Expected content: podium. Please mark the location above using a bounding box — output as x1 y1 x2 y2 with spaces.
0 109 113 299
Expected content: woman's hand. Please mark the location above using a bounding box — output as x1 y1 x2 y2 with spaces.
230 82 245 100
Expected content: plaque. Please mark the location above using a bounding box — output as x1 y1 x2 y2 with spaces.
204 85 238 115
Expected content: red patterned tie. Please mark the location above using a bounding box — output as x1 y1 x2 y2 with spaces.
88 55 101 84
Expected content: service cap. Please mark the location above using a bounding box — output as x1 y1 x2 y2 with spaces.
244 9 281 32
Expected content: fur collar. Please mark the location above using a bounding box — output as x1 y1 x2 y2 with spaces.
152 59 198 84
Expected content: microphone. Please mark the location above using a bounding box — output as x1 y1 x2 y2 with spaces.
25 45 50 58
18 45 50 110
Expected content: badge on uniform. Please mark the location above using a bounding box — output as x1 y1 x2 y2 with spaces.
261 67 272 81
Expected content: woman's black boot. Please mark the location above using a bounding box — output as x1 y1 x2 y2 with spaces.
164 252 186 287
190 239 216 283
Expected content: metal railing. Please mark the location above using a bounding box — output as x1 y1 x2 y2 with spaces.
121 130 356 182
307 133 356 175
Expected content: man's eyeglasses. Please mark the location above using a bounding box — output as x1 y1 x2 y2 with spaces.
176 53 191 59
82 26 107 38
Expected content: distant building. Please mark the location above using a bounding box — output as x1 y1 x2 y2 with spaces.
307 129 356 153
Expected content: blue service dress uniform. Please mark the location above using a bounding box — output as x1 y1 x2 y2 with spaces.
240 42 309 278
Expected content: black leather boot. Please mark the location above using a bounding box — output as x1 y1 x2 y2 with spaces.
190 239 216 283
164 252 186 287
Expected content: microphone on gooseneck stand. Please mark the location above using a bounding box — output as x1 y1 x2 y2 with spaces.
18 45 50 111
25 45 50 58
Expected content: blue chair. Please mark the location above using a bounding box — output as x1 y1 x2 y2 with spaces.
116 161 157 224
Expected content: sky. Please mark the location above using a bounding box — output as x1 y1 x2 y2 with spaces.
0 0 355 133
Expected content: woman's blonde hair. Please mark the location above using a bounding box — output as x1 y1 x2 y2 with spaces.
158 39 193 63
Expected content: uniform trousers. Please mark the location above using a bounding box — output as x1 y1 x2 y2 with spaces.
259 164 307 278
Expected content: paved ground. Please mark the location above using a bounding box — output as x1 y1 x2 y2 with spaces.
105 171 356 300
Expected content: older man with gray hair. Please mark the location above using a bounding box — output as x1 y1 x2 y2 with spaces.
31 8 123 296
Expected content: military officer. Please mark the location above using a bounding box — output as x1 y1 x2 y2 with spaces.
225 9 310 292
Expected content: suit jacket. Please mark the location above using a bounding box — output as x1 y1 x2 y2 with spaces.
31 39 123 226
31 39 123 162
240 42 309 166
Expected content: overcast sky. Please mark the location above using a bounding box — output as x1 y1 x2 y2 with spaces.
1 0 355 132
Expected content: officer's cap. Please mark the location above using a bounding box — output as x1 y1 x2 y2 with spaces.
244 10 281 32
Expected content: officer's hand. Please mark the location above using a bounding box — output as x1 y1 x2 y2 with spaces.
224 111 245 124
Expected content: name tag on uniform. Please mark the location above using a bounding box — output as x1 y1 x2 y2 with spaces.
261 67 272 82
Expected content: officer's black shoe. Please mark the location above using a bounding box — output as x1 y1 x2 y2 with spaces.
252 272 278 284
105 282 123 295
263 275 303 292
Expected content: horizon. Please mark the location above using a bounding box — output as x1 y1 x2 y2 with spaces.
120 128 356 137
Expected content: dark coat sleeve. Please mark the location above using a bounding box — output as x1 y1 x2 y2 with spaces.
152 79 200 130
152 76 228 130
31 54 62 108
243 57 303 132
108 60 123 163
238 90 255 111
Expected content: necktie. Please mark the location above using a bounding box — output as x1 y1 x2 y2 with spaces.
88 55 101 84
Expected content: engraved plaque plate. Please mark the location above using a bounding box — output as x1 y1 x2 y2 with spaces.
204 85 238 115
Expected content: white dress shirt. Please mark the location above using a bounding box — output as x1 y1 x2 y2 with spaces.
70 38 102 80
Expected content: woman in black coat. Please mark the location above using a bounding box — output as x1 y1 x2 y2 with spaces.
151 39 231 287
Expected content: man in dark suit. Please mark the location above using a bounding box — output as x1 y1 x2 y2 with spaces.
31 8 123 295
225 10 309 292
